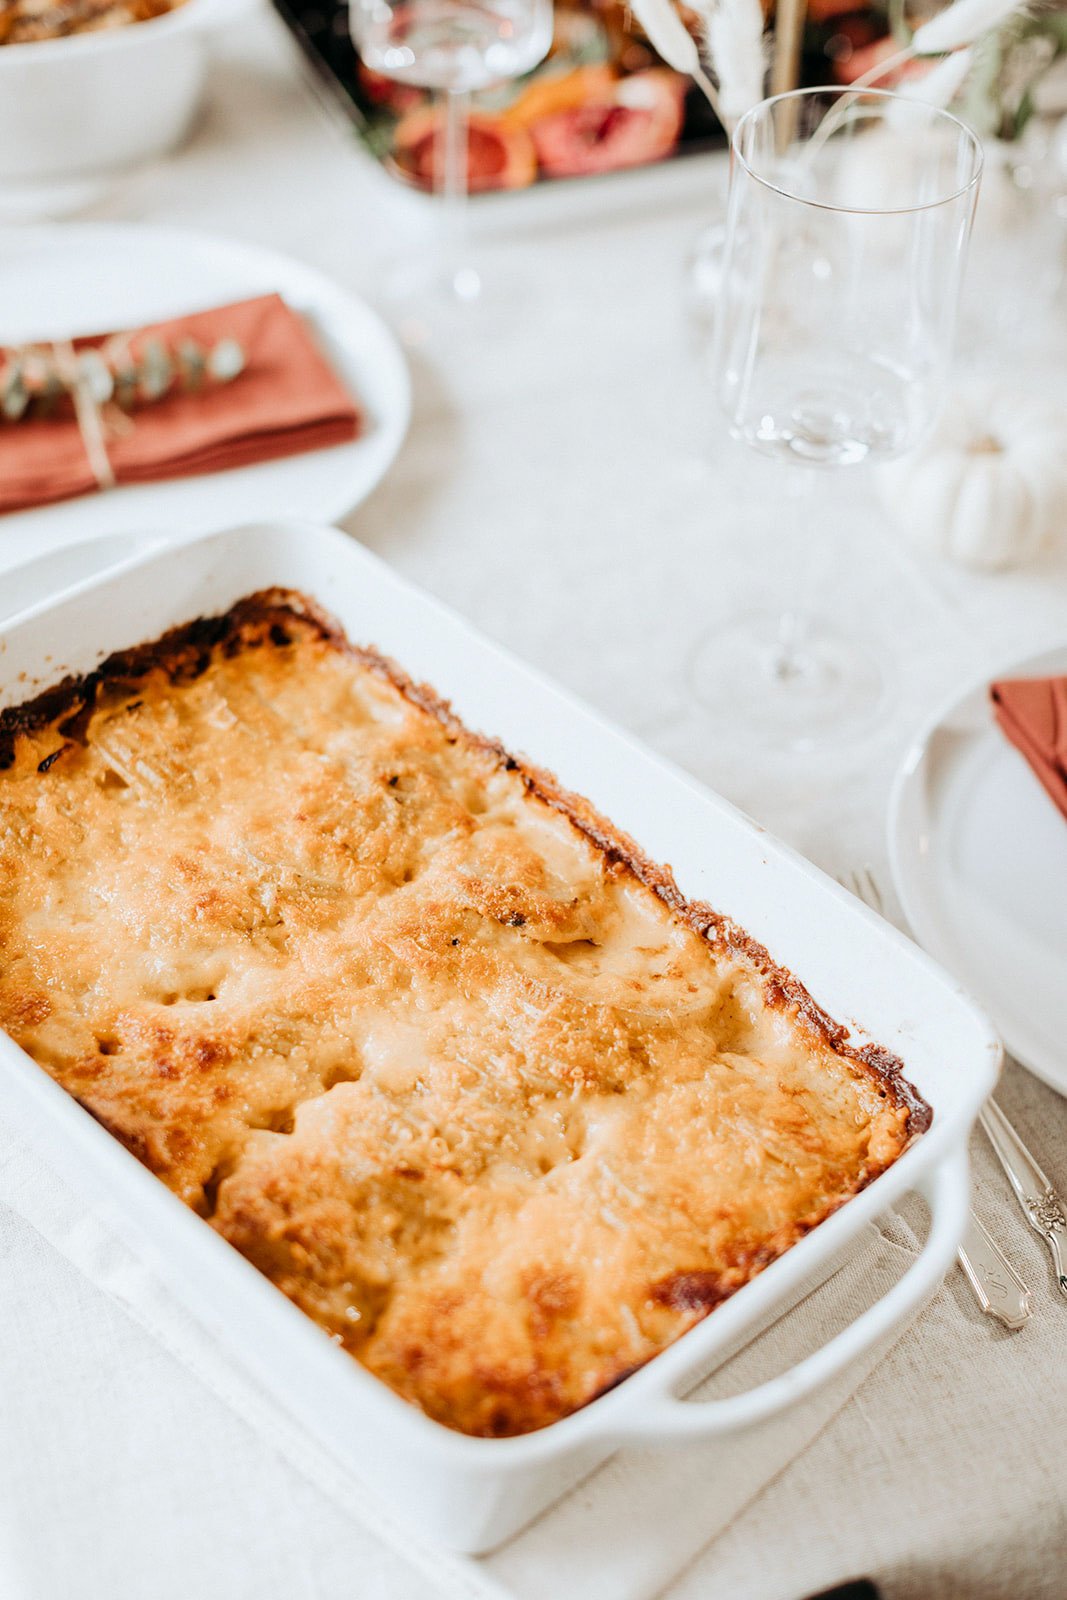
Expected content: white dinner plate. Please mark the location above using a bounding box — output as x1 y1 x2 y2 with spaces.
889 644 1067 1096
0 223 410 546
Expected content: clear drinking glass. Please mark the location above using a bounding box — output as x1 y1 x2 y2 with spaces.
690 87 983 748
351 0 552 307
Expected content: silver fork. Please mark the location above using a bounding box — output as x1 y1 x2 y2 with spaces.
840 866 1033 1331
981 1097 1067 1299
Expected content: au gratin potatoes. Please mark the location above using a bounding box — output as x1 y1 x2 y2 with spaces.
0 592 928 1436
0 0 188 43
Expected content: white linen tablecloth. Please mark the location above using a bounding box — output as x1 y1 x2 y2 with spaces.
1 10 1066 1598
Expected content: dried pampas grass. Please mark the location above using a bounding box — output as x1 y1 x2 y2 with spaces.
706 0 767 124
845 0 1030 98
911 0 1030 56
635 0 1024 149
886 47 977 121
628 0 726 122
628 0 769 131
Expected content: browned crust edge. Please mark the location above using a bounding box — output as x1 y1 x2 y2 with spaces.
1 584 932 1149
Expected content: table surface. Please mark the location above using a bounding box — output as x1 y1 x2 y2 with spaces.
2 11 1067 1598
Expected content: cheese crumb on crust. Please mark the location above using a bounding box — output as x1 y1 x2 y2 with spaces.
0 592 928 1436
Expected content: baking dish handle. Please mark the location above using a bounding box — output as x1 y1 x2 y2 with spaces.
616 1151 969 1441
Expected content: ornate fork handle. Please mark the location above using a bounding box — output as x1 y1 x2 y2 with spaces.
981 1098 1067 1299
1024 1192 1067 1295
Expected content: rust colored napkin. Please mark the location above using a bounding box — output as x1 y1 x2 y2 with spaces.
990 674 1067 821
0 293 361 514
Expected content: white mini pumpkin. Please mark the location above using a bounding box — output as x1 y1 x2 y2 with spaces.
879 389 1067 572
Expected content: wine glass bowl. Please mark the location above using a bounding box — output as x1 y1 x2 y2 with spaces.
691 88 983 748
716 92 982 471
355 0 552 91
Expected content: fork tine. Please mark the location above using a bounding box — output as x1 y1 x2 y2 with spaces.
861 865 883 915
838 865 882 914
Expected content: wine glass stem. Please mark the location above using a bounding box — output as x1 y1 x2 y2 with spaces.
437 87 476 300
773 607 809 681
772 465 820 681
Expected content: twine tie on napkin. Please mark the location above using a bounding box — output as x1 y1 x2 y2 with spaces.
3 328 251 494
52 337 123 492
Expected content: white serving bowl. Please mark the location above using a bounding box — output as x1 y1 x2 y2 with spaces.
0 0 241 184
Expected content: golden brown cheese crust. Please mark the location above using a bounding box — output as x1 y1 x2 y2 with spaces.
0 591 929 1436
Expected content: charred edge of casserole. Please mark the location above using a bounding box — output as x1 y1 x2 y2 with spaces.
0 599 301 767
2 585 931 1144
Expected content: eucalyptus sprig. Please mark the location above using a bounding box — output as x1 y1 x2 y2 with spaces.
1 332 246 424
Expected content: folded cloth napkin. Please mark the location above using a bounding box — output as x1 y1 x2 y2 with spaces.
990 674 1067 821
0 1113 923 1600
0 294 361 514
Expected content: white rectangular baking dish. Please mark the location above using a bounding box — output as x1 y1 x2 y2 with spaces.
0 520 1000 1553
